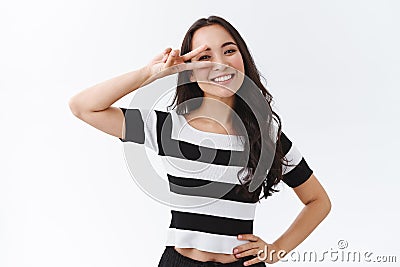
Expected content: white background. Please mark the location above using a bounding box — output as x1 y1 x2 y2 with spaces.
1 0 399 266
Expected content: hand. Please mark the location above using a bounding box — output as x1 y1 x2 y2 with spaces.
233 234 287 266
141 44 208 86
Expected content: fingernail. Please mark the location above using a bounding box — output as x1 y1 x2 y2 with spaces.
238 235 242 239
234 249 238 253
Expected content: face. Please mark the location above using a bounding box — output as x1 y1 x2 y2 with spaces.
189 24 245 98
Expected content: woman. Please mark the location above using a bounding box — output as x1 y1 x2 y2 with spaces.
69 16 331 267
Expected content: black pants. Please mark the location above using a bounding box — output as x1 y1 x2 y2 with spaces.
158 246 266 267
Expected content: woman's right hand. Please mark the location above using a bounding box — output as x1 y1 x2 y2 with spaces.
141 45 208 86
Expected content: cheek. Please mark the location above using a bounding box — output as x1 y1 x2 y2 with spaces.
230 55 245 73
192 69 210 81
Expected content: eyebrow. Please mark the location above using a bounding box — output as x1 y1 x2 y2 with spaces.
204 41 237 51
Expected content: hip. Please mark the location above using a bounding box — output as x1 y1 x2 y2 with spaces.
158 246 266 267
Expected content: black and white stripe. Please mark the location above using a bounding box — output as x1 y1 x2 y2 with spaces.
119 107 313 253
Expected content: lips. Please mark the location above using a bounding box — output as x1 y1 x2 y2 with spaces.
210 73 235 83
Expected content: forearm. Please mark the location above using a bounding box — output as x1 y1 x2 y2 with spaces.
272 198 331 255
69 66 150 113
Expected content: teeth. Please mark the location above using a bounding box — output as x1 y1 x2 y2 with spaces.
213 74 232 82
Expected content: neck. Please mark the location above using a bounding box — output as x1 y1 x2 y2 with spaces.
194 94 236 125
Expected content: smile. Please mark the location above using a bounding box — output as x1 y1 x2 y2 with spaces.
211 74 235 83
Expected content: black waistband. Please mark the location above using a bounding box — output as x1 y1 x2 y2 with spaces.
163 246 264 267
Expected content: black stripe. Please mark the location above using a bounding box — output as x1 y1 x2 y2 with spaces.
282 157 313 188
280 131 292 155
170 210 253 236
119 108 145 144
155 111 247 166
168 174 259 203
155 110 169 155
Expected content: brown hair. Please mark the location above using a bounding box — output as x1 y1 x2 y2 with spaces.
167 16 289 202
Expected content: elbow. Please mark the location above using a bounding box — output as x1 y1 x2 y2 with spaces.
68 96 83 118
307 193 332 218
322 194 332 218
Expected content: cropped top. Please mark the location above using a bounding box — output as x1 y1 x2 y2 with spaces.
118 107 313 254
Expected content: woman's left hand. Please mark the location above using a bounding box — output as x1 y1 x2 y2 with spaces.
232 234 286 266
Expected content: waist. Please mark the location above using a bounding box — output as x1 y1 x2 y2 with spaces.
174 247 239 263
170 210 253 236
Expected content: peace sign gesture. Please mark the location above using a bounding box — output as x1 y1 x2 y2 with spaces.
141 44 209 86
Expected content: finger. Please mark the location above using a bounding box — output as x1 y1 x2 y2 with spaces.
235 248 261 258
233 242 259 254
151 48 172 63
243 256 262 267
160 61 211 77
164 49 179 68
238 234 259 242
162 53 169 62
181 44 208 61
178 61 214 72
161 62 193 77
160 48 172 62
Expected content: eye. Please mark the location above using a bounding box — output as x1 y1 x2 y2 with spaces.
198 55 211 61
225 49 236 55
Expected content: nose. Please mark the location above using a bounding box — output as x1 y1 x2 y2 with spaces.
211 56 229 71
212 64 226 72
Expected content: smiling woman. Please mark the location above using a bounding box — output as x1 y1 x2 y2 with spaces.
69 15 331 267
189 26 245 100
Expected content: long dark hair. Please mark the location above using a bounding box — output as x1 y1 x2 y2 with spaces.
167 16 289 202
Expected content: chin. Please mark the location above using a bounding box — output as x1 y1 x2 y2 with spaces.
199 83 240 98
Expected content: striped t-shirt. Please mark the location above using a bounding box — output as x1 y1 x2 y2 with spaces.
118 107 313 254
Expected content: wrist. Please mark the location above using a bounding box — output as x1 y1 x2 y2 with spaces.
139 65 152 80
272 242 288 258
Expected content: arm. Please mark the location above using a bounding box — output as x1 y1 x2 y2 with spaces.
272 173 331 255
69 66 151 114
68 46 207 139
68 66 152 139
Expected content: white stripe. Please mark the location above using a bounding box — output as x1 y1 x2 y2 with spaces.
282 143 302 175
140 109 159 153
161 156 248 185
165 228 249 254
169 193 257 220
169 109 245 151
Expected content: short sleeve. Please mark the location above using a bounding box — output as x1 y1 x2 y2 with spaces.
280 131 313 188
119 107 159 153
